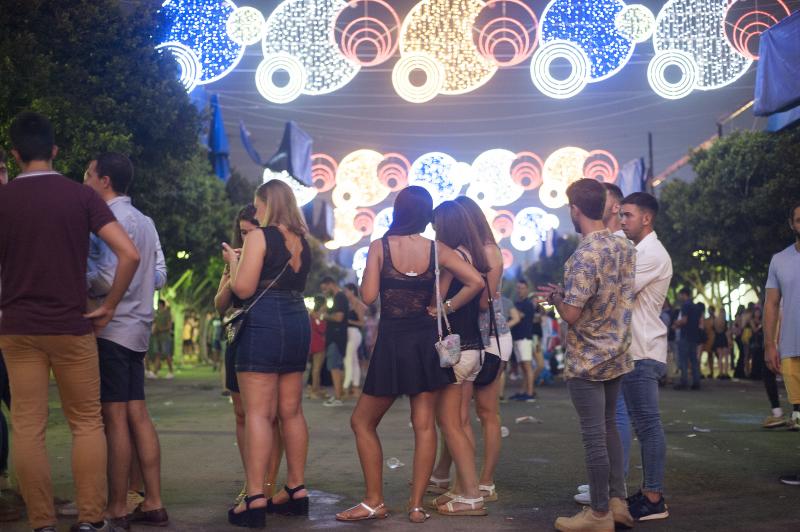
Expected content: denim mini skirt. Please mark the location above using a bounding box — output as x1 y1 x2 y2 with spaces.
235 290 310 374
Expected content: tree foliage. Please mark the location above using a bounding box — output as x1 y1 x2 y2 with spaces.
657 127 800 299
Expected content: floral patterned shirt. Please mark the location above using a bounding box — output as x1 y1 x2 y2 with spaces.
562 229 636 381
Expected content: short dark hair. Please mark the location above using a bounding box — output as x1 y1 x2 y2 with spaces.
679 287 692 296
517 279 529 286
621 192 659 218
603 182 623 202
95 152 134 194
9 111 55 163
320 276 337 286
566 178 606 221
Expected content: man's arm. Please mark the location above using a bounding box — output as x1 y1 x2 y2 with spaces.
86 235 116 297
153 224 167 290
764 287 782 375
84 221 140 330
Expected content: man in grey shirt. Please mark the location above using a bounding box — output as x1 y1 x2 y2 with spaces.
765 202 800 486
85 153 169 527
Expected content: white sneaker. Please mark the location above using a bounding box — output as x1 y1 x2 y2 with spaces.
577 484 590 493
146 370 157 379
574 490 591 505
57 500 79 517
165 372 175 380
323 398 343 407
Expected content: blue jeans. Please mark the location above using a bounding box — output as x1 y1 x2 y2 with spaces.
622 359 667 493
678 339 700 386
616 391 632 480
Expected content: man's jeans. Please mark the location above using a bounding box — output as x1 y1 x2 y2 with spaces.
616 391 632 479
622 359 667 494
678 339 700 387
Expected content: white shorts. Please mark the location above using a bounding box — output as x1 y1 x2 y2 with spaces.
454 349 482 383
514 339 533 362
485 332 514 362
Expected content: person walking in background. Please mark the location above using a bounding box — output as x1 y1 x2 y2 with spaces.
148 300 173 379
0 112 140 532
343 283 366 399
510 280 537 402
713 308 731 379
320 277 348 407
335 187 483 523
84 152 169 529
223 180 312 527
537 178 636 532
308 296 328 400
764 203 800 478
673 288 702 390
750 307 787 428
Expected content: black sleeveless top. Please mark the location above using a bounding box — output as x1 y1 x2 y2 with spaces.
258 226 311 292
379 237 436 320
445 249 483 351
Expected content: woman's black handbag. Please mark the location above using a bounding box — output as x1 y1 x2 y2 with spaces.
474 293 503 387
223 262 289 346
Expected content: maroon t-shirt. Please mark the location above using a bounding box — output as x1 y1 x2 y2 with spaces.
0 172 116 335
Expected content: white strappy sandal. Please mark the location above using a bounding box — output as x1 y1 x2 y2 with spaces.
335 501 389 521
425 475 451 495
437 495 488 516
479 483 498 502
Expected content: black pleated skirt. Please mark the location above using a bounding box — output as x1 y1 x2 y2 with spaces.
363 315 455 396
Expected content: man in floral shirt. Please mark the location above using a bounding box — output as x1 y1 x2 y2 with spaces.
539 178 636 532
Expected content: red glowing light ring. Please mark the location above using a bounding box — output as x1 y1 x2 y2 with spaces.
311 153 338 192
492 210 515 239
501 248 514 269
724 1 790 60
583 150 619 184
378 152 410 191
475 1 539 67
511 151 544 190
353 208 376 236
335 0 401 67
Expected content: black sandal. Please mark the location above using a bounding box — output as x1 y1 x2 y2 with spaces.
228 494 267 528
266 484 309 516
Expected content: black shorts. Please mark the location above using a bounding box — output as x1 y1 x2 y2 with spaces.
98 338 146 403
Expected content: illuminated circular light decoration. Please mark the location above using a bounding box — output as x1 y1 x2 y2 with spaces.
547 213 561 230
392 53 446 104
530 40 591 99
723 0 792 60
475 0 539 67
335 149 391 207
647 50 698 100
328 207 365 249
311 153 338 192
510 206 557 252
539 179 568 209
262 169 317 207
378 153 410 191
542 146 590 185
335 0 401 67
615 4 655 44
408 152 463 206
262 0 361 96
332 180 363 209
400 0 498 96
653 0 752 93
255 53 308 103
226 6 266 46
492 210 515 241
353 208 376 237
371 207 394 241
583 150 619 183
501 248 514 269
157 0 245 85
467 149 524 207
539 0 635 83
511 151 544 191
155 42 202 92
352 246 370 282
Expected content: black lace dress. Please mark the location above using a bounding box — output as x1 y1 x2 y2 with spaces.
362 238 456 396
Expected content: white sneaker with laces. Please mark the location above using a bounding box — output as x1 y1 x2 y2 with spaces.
574 490 591 505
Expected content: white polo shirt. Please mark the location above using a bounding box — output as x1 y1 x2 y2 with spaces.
629 231 673 363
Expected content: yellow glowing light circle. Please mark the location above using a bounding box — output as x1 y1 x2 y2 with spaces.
538 179 568 209
400 0 498 95
226 6 266 46
542 146 590 185
335 149 391 207
255 53 308 104
392 52 446 103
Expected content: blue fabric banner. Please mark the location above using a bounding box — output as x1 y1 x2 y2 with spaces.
754 11 800 117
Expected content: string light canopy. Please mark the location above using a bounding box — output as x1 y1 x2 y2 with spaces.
334 149 392 207
474 0 540 67
466 149 524 207
723 0 793 60
226 5 266 45
510 206 559 252
615 3 656 43
408 151 464 206
157 0 245 85
334 0 401 67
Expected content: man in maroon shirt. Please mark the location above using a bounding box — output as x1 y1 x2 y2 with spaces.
0 112 140 532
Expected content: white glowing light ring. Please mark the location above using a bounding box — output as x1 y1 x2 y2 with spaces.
647 50 698 100
353 208 376 236
332 181 364 209
336 0 401 67
371 207 394 241
476 1 539 67
226 6 266 46
510 228 538 251
466 181 497 208
539 179 568 209
724 1 791 60
155 41 201 93
469 149 523 207
378 152 410 191
614 4 655 44
311 153 338 192
511 151 544 190
501 248 514 269
583 150 619 183
530 40 590 99
492 211 515 240
392 52 446 104
352 245 370 281
255 53 308 104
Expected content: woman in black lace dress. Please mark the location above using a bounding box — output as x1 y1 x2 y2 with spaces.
335 187 484 524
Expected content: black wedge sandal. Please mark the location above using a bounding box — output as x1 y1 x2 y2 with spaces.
228 494 267 528
266 484 309 516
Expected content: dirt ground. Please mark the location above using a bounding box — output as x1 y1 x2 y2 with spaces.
3 368 800 531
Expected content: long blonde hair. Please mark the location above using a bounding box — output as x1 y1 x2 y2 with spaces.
255 179 308 236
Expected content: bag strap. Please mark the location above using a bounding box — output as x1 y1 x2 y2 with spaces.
434 242 453 340
487 292 502 358
242 260 291 314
